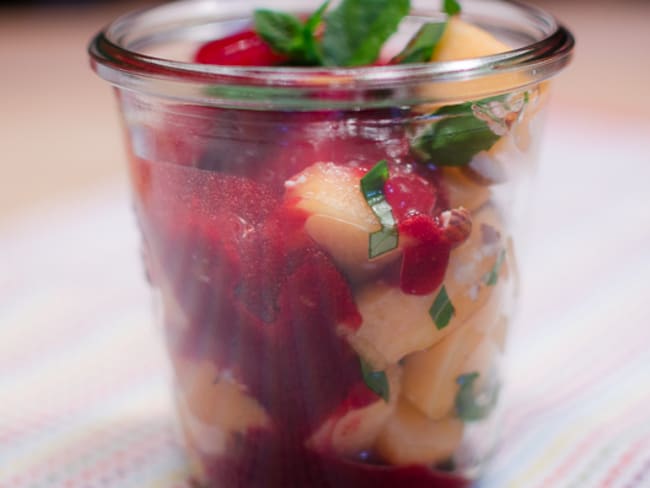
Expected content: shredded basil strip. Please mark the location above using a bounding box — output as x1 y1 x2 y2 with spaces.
360 357 390 402
455 372 500 422
360 160 399 259
411 100 502 167
429 285 455 330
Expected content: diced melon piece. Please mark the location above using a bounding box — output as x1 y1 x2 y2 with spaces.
341 283 454 370
173 358 271 456
308 366 401 456
375 399 464 465
177 394 228 456
401 319 484 421
285 162 400 282
402 297 507 422
418 18 527 106
441 167 491 212
432 17 510 62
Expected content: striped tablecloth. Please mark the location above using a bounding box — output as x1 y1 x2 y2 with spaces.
1 107 649 487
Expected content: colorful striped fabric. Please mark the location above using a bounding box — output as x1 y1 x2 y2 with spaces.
1 107 649 487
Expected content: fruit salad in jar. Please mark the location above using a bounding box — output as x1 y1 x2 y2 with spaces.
118 0 550 486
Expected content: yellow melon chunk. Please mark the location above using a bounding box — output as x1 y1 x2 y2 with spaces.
418 18 527 106
432 17 510 62
308 366 401 456
285 162 400 282
375 400 464 465
173 358 271 456
401 318 485 421
341 283 454 370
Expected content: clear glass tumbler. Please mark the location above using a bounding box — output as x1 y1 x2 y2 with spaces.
89 1 573 486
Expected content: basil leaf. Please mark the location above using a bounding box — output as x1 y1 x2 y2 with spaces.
254 10 304 56
455 372 499 422
321 0 410 66
484 249 506 286
302 0 330 64
369 228 399 259
360 357 390 402
360 160 399 259
254 2 330 65
429 285 455 330
392 22 447 64
411 99 502 167
443 0 462 16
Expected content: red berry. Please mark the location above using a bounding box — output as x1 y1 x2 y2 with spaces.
194 30 286 66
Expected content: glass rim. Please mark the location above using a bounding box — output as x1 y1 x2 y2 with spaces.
88 0 574 108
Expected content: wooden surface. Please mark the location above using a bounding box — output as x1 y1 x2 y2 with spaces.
1 0 648 228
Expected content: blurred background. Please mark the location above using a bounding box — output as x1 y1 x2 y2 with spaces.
1 1 649 487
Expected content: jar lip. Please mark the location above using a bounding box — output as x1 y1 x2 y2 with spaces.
89 0 574 106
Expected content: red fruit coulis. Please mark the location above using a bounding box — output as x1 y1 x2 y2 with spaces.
382 165 452 295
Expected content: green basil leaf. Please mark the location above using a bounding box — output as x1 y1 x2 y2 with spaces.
302 0 330 64
455 372 500 422
321 0 410 66
443 0 462 16
254 10 305 56
411 99 503 166
369 228 399 259
429 285 455 330
360 357 390 402
484 249 506 286
392 22 447 64
360 160 399 259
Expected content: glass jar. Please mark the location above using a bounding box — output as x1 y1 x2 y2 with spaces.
89 1 573 486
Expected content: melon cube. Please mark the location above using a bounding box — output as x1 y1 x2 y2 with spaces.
285 162 400 282
432 17 510 62
173 358 271 456
375 399 464 465
418 17 526 105
401 319 484 421
341 283 455 370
